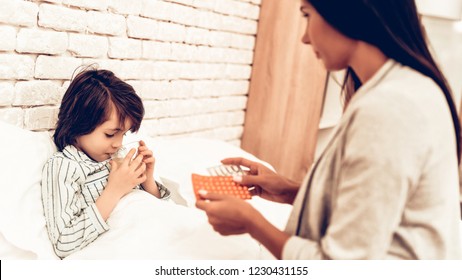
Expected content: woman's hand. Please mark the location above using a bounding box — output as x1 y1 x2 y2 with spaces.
221 157 300 204
196 190 291 259
195 191 258 235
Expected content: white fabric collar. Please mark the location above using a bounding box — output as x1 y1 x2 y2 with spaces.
62 145 109 172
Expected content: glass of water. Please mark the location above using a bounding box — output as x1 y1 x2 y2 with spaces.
111 141 140 164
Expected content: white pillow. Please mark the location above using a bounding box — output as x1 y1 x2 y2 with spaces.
0 232 37 259
0 121 58 259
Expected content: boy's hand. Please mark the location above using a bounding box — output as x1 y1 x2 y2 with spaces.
138 140 155 182
107 148 146 197
97 149 146 220
137 140 161 198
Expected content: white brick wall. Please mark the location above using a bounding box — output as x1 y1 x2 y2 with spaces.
108 37 142 59
0 26 17 51
13 80 63 106
0 0 260 145
68 33 108 58
0 0 38 27
38 4 87 32
108 0 143 15
16 29 68 54
63 0 109 11
0 82 15 106
0 54 35 79
0 107 24 127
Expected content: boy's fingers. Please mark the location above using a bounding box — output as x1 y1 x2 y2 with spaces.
143 157 155 163
140 149 153 156
123 148 137 164
135 162 146 176
136 174 147 184
109 160 117 169
131 154 144 167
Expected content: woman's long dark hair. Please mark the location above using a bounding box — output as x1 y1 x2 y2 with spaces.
308 0 461 163
54 67 144 151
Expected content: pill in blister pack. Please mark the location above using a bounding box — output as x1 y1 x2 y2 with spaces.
206 164 246 176
192 174 252 200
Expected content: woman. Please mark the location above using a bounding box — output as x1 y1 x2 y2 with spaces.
196 0 461 259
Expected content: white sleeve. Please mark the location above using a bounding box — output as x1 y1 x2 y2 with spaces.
282 236 325 259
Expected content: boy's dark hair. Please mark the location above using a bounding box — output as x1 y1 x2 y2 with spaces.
53 67 144 151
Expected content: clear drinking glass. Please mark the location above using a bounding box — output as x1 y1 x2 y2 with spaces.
111 141 140 164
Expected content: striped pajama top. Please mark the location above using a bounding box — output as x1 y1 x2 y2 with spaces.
41 145 170 258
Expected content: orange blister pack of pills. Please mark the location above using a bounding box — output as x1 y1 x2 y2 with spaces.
192 173 252 200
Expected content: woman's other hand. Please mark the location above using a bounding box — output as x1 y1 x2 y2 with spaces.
196 190 290 259
195 191 259 235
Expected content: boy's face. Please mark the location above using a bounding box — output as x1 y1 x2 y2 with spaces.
75 110 132 162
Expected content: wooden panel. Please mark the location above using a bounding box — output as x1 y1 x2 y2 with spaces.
458 98 462 218
241 0 327 182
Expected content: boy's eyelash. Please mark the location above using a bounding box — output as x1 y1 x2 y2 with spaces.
105 130 129 138
105 132 128 138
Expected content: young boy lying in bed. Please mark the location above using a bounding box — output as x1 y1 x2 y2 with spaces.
41 67 170 258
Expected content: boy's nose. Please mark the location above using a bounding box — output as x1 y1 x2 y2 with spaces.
112 139 123 149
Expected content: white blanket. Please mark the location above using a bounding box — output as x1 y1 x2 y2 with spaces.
67 190 263 259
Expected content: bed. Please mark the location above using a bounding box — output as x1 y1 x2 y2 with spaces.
0 121 292 259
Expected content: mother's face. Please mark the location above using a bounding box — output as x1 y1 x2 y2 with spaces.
300 1 357 71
